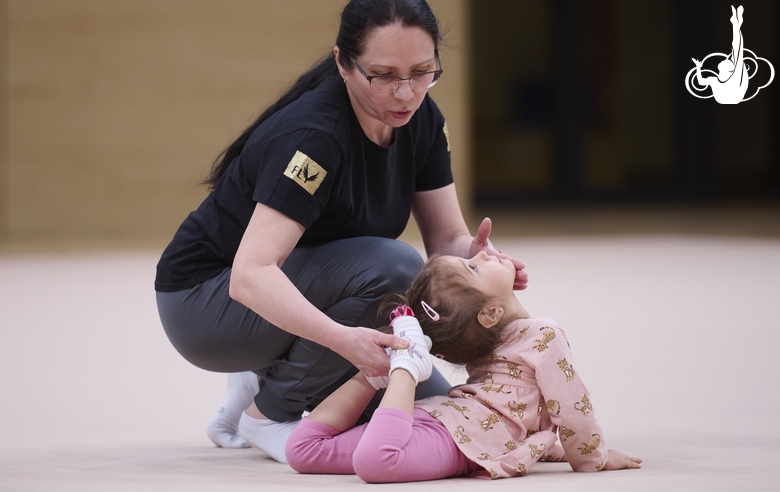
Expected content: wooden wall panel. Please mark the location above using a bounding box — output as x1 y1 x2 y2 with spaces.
5 0 470 247
429 0 472 221
1 1 8 242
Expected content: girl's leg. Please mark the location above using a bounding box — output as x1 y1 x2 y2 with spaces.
353 407 475 483
285 418 367 474
285 372 377 473
351 369 474 483
302 372 378 434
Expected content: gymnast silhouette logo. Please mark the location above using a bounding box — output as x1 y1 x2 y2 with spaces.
685 5 774 104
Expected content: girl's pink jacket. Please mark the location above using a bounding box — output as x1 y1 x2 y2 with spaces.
416 317 608 479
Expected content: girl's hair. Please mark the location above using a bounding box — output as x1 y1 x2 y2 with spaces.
381 255 512 366
203 0 443 189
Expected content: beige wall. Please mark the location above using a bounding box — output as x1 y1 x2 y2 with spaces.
2 0 470 248
1 1 8 243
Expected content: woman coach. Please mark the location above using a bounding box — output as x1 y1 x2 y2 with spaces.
155 0 527 463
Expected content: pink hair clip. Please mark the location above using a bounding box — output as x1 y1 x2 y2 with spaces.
420 300 440 321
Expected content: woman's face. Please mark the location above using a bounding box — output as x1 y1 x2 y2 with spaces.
339 23 437 138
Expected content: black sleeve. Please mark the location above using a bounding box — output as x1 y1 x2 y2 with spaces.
251 129 342 229
415 96 454 192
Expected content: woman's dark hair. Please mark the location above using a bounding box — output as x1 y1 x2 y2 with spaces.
203 0 443 189
380 255 511 367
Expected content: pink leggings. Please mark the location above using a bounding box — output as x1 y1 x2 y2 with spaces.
285 407 480 483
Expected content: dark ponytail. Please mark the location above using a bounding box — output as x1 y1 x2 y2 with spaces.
204 0 442 189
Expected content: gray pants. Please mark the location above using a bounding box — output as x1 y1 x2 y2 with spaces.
156 237 451 422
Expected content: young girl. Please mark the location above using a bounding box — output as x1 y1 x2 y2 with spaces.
285 252 642 482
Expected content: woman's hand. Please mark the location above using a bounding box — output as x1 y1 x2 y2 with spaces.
468 217 529 290
331 326 409 377
603 449 642 470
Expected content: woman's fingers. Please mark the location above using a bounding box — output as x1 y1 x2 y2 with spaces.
381 332 410 351
468 217 492 257
475 217 492 246
512 263 529 290
470 217 530 290
341 328 406 377
488 247 529 290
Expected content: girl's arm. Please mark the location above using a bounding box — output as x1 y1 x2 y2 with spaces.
305 314 429 429
305 373 378 432
231 202 408 377
375 312 434 417
604 450 643 471
525 320 640 471
378 369 417 417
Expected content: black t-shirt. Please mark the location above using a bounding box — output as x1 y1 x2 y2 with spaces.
155 75 453 292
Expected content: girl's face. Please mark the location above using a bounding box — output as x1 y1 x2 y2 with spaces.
445 251 517 300
338 23 437 142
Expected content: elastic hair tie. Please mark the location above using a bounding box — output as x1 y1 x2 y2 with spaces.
389 305 415 321
420 300 440 321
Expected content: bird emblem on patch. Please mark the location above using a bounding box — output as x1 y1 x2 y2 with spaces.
302 165 319 182
283 150 327 195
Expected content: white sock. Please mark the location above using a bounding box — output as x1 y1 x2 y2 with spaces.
206 372 259 449
365 374 391 390
238 412 300 464
390 316 433 384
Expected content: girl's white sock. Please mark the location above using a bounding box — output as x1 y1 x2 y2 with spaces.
389 316 433 384
238 412 300 464
365 374 391 389
206 372 259 448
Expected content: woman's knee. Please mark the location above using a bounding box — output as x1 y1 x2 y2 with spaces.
367 239 424 294
156 288 292 373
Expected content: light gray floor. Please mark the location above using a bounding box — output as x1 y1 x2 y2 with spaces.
2 234 779 491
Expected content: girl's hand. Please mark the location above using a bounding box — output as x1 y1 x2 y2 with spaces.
692 58 702 67
333 326 408 377
603 449 642 470
468 217 529 290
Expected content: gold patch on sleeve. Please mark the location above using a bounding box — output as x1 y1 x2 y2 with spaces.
442 122 451 152
283 151 327 195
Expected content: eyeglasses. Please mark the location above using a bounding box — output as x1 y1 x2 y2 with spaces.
349 55 443 94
